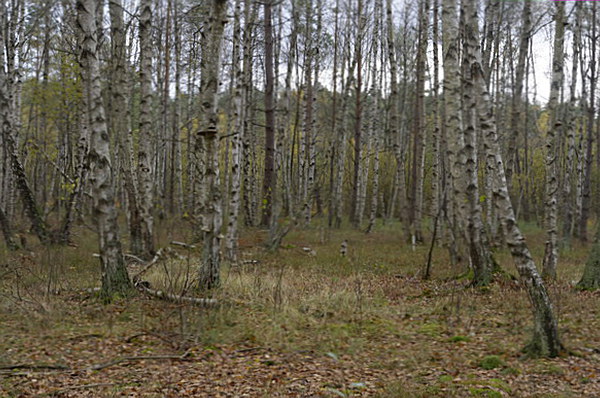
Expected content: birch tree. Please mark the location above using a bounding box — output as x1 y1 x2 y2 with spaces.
138 0 156 258
198 0 227 290
261 0 276 227
0 0 49 245
542 1 565 280
225 0 245 263
76 0 131 297
464 0 562 357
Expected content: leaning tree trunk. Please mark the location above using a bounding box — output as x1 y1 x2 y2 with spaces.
198 0 228 290
76 0 131 298
542 1 565 281
465 0 562 357
137 0 155 259
0 2 49 245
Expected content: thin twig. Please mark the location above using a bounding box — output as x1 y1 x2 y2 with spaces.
0 363 70 371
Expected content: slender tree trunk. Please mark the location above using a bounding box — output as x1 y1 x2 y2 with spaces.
261 0 276 227
410 0 429 243
226 0 245 263
351 0 364 228
580 3 596 242
107 0 142 255
506 0 531 191
385 0 409 236
563 1 581 242
197 0 227 290
459 0 496 286
0 0 49 245
137 0 155 258
542 2 565 281
333 37 354 228
77 0 131 298
242 2 257 227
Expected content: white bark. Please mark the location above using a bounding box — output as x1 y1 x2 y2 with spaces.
137 0 155 258
77 0 131 297
198 0 227 290
225 0 245 263
542 2 565 280
467 0 562 357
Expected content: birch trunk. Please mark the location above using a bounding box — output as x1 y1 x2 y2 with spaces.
366 0 383 234
198 0 227 290
410 0 429 243
461 0 497 285
261 0 276 227
580 2 596 242
138 0 155 258
242 2 257 227
351 0 364 229
430 0 442 241
0 0 48 245
563 1 581 242
77 0 131 298
225 0 245 263
506 0 531 190
385 0 408 235
108 0 142 255
468 0 562 357
542 2 565 280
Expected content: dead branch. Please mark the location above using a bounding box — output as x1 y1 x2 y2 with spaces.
170 240 196 249
124 253 146 264
132 247 168 281
0 363 70 371
135 281 218 306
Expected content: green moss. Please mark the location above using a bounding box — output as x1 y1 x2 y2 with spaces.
469 387 502 398
438 374 453 383
479 355 504 370
501 367 521 376
448 335 471 343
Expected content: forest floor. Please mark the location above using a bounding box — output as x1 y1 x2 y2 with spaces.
0 220 599 397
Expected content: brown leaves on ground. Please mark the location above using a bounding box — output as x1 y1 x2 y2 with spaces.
1 282 599 398
1 227 600 397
